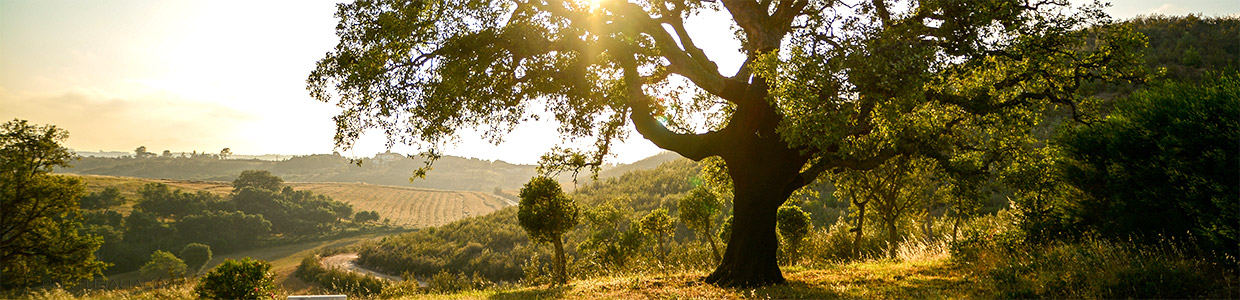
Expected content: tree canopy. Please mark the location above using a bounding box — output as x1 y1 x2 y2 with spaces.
310 0 1144 286
0 119 107 290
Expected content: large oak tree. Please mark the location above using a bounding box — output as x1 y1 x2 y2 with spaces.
310 0 1142 286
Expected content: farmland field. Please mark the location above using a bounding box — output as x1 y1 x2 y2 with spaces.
69 174 514 227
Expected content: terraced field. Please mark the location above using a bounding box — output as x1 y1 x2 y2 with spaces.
70 174 513 227
287 182 514 227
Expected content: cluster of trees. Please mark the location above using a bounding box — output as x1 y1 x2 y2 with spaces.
82 170 363 274
64 152 579 192
352 159 829 285
131 146 233 160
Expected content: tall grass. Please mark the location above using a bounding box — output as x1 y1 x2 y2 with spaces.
950 211 1240 298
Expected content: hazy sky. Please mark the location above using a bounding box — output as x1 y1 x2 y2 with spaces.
2 0 1236 164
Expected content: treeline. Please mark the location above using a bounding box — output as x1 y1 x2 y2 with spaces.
80 170 377 274
60 152 669 192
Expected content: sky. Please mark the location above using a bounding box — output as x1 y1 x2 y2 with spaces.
2 0 1236 164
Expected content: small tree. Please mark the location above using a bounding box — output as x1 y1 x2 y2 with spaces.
232 170 283 193
679 186 722 261
639 208 676 264
134 146 152 158
180 243 213 274
81 186 125 209
776 206 811 264
354 211 381 223
195 257 277 299
219 148 233 160
517 177 578 284
139 250 187 280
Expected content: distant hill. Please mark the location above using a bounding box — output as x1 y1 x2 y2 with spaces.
73 174 510 227
60 152 687 192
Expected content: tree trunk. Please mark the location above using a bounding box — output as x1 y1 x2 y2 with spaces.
853 202 867 258
703 134 807 287
887 220 898 259
552 235 567 284
706 230 722 262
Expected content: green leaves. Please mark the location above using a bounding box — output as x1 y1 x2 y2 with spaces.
0 119 107 290
517 177 579 243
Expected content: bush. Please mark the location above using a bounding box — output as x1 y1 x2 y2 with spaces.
1058 76 1239 259
354 211 381 223
777 205 812 264
294 256 388 296
139 250 187 281
426 270 493 293
179 243 212 274
955 236 1239 298
195 257 278 299
801 216 887 264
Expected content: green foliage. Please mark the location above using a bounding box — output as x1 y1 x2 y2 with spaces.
353 160 701 283
777 205 812 263
80 187 124 209
425 270 494 294
195 257 278 300
518 176 578 284
1058 76 1239 259
718 215 733 243
179 243 212 274
65 153 556 192
139 250 187 280
678 186 722 261
232 185 350 235
576 199 643 270
135 183 223 218
295 256 388 296
1128 16 1239 83
954 235 1238 298
176 211 272 252
517 177 579 243
354 210 381 223
232 170 283 192
639 208 676 263
0 119 107 290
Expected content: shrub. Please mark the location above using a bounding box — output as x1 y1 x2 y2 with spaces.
179 243 212 274
777 205 812 264
426 270 493 293
195 257 278 299
1058 76 1239 260
139 250 187 281
354 211 381 223
294 256 388 296
801 216 886 264
956 237 1238 298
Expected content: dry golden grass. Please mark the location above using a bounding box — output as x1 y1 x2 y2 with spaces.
70 174 512 227
398 254 985 299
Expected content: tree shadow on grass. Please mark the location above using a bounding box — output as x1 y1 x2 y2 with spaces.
488 285 570 300
741 279 848 299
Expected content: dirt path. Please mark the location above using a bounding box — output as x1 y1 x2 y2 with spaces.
320 253 405 282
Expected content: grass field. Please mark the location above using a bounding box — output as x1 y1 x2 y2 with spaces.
69 174 513 227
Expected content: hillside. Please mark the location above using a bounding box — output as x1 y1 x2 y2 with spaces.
72 174 511 227
61 152 684 193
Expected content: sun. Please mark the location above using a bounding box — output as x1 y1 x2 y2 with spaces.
585 0 603 11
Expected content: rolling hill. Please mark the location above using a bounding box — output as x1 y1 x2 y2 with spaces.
71 174 512 227
61 152 687 193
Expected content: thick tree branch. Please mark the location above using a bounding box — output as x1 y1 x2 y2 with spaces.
617 53 721 161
